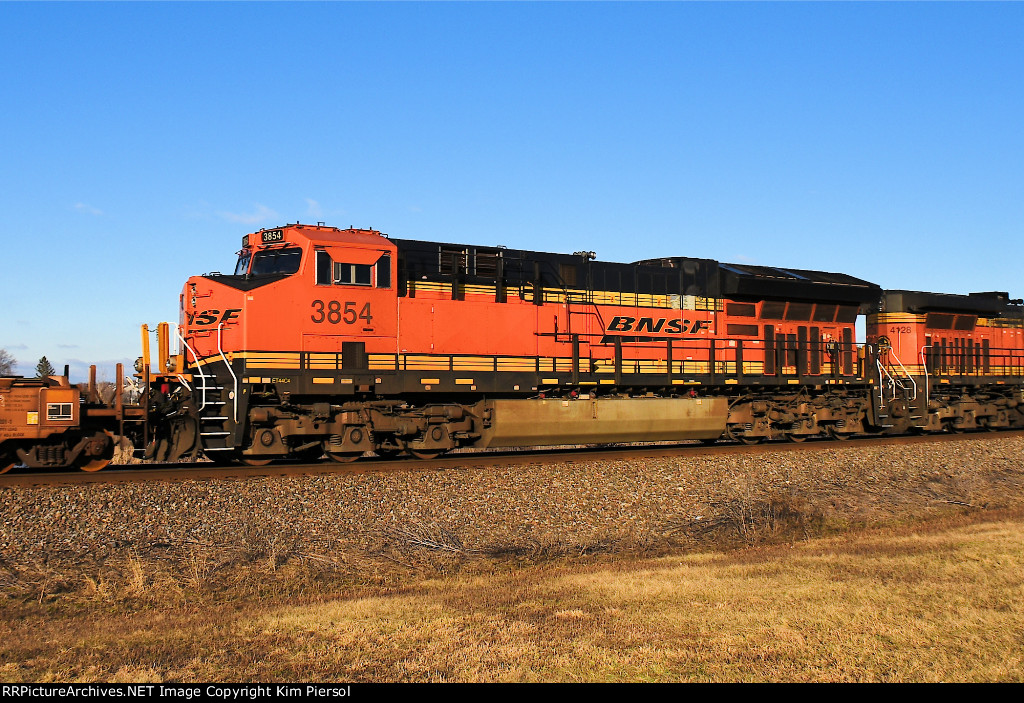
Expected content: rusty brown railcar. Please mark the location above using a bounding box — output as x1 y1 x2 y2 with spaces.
0 364 146 473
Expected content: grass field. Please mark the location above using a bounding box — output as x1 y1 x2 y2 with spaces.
1 508 1022 682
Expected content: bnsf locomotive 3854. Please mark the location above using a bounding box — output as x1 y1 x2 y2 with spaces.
3 222 1023 472
147 223 1024 465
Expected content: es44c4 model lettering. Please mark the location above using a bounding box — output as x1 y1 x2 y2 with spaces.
188 309 242 326
310 300 373 325
606 316 708 335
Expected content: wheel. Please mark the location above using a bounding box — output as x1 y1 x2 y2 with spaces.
326 451 363 463
236 455 274 466
406 448 445 460
786 433 807 443
77 456 111 472
76 431 115 472
727 428 763 445
827 426 853 441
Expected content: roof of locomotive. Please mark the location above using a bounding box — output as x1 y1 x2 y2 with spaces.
392 237 881 305
879 290 1024 317
691 260 879 306
249 224 394 249
211 226 880 303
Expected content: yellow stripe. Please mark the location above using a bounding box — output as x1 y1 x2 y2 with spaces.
405 280 724 310
247 360 301 369
870 313 921 323
497 358 535 371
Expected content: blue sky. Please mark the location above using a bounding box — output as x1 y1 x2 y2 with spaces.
2 2 1022 380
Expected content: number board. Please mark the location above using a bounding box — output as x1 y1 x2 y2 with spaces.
261 230 284 243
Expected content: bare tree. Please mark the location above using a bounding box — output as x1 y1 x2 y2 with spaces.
0 348 16 376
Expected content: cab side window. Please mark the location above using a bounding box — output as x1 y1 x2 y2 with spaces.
334 262 372 286
376 254 391 289
316 250 391 288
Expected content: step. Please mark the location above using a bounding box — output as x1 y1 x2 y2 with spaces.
200 431 231 437
201 416 229 421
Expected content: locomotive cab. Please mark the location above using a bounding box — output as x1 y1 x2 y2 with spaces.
154 225 400 463
179 224 398 374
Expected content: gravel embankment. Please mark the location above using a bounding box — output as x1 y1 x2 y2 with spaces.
3 436 1023 578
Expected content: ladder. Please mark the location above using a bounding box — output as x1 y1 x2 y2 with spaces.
874 343 918 428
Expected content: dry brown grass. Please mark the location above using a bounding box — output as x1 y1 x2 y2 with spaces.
1 509 1022 682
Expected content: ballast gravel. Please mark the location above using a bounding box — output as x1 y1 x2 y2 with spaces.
2 436 1024 578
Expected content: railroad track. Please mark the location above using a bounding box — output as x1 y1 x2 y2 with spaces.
3 428 1023 488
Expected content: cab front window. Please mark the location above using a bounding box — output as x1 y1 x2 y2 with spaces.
251 247 302 276
233 251 252 276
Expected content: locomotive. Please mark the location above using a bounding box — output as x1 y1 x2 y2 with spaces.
866 290 1024 434
145 222 1024 465
3 222 1023 472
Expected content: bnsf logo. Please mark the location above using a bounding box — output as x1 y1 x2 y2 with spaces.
606 316 709 334
188 309 242 326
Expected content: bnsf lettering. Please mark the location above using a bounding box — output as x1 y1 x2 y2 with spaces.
607 316 635 332
636 318 666 333
606 316 708 335
189 309 242 326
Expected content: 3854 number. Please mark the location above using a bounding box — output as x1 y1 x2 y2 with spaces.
310 300 373 325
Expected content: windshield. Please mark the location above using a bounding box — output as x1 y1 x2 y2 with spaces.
250 247 302 276
233 251 251 276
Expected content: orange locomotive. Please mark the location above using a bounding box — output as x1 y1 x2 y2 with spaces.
866 290 1024 433
148 222 906 464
